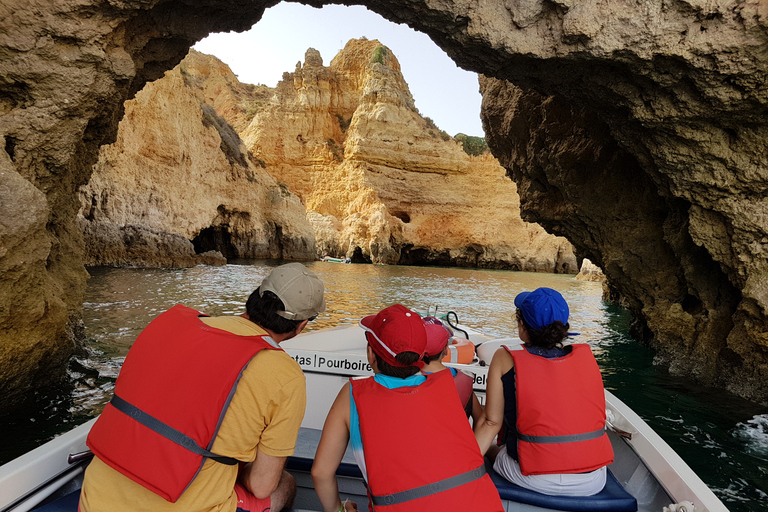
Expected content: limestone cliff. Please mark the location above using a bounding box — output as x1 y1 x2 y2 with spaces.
3 0 768 407
79 52 316 267
238 39 575 270
81 43 575 270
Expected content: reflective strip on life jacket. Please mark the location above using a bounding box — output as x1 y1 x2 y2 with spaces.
515 427 607 444
109 394 238 465
369 464 486 506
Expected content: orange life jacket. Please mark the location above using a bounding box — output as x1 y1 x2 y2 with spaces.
506 344 614 476
351 371 503 511
87 304 280 502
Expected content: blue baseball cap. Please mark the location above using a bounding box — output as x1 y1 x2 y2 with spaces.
514 287 569 332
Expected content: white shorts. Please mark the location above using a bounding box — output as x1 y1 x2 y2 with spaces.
493 447 607 496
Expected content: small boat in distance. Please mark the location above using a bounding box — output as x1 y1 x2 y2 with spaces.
0 322 729 512
321 256 352 263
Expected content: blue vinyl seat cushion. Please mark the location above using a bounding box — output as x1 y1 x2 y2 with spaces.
487 463 638 512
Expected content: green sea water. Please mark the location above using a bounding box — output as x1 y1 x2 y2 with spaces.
2 260 767 509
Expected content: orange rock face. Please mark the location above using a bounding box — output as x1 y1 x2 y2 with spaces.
79 53 317 267
83 42 576 272
240 39 576 270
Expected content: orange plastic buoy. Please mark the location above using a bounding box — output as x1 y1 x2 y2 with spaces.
442 337 475 364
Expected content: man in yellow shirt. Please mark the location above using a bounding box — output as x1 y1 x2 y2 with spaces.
80 263 325 512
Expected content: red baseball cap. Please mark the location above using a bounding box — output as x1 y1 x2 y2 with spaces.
424 322 451 357
360 304 427 368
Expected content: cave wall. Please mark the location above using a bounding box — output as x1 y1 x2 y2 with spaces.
1 0 767 407
462 1 768 401
479 82 745 394
0 0 276 409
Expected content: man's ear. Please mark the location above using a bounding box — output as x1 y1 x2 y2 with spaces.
283 319 309 341
366 344 378 372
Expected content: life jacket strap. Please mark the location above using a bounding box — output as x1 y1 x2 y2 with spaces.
110 394 239 465
516 427 606 444
369 463 486 507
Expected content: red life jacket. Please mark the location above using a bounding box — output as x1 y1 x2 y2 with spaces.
87 304 280 502
506 344 614 476
452 368 474 417
351 371 503 512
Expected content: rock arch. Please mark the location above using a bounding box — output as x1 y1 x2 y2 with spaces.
1 0 767 408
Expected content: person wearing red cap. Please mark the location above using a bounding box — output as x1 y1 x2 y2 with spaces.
421 319 483 424
81 263 326 512
312 304 503 512
474 287 614 497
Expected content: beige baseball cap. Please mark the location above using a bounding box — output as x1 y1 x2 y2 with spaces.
260 263 326 320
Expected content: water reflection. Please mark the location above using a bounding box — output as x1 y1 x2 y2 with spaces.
83 261 609 357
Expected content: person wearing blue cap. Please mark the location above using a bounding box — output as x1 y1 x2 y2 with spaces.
474 287 614 497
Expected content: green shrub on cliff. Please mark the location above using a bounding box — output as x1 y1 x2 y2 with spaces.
423 117 451 140
201 104 248 168
245 100 263 118
336 114 351 132
326 138 344 161
454 133 488 156
372 46 388 65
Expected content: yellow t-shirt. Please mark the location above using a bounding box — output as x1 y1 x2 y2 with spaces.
80 316 306 512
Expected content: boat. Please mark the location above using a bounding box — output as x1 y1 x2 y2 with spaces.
321 256 351 263
0 322 730 512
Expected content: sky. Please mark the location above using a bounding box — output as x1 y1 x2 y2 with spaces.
193 3 484 137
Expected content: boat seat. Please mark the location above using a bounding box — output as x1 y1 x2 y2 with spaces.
288 456 637 512
31 489 80 511
287 455 364 478
487 463 638 512
35 462 637 512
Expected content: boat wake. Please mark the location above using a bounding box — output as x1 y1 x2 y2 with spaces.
714 479 761 503
733 414 768 461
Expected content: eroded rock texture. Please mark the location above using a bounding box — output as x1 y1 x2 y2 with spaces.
79 50 316 267
87 46 574 270
1 0 767 406
237 40 575 268
470 3 768 402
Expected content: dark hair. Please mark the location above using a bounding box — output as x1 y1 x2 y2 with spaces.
516 309 569 350
246 287 303 334
421 349 444 364
372 347 421 378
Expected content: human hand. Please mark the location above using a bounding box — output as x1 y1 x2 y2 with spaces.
342 498 358 511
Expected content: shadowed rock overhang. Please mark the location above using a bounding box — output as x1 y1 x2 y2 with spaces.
1 0 767 407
